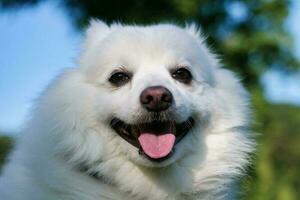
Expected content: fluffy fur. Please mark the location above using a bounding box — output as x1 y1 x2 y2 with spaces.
0 20 254 200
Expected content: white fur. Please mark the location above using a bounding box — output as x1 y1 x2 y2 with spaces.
0 20 254 200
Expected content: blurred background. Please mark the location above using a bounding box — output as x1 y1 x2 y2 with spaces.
0 0 299 199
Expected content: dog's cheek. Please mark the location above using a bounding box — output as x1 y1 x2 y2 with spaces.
30 70 110 165
94 91 116 121
165 87 190 121
38 70 100 129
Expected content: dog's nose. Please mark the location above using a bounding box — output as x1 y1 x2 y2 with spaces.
140 86 173 112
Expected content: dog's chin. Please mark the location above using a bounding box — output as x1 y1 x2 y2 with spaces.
110 116 194 167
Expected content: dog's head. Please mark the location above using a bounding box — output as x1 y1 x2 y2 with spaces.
71 20 226 168
35 21 253 197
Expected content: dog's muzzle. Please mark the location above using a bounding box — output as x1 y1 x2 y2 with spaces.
140 86 173 112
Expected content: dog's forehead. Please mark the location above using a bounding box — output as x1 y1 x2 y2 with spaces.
99 27 200 67
82 25 216 84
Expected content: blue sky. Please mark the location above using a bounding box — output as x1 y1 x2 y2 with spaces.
262 0 300 105
0 1 300 133
0 1 81 133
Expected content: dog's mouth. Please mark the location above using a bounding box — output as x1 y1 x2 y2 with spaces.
110 117 194 162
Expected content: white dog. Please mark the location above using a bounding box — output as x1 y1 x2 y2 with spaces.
0 20 254 200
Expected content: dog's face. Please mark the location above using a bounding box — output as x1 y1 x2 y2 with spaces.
30 21 252 198
45 21 250 175
75 21 220 167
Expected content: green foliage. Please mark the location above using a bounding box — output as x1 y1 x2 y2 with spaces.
0 135 14 173
240 91 300 200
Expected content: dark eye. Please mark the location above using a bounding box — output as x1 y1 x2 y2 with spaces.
108 71 131 87
171 67 192 84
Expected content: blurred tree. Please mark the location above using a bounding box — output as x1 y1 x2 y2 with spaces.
0 0 299 87
0 135 14 172
240 91 300 200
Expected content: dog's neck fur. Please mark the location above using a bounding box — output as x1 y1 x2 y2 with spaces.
80 157 195 200
72 157 229 200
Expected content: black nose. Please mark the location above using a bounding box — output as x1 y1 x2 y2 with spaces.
140 86 173 112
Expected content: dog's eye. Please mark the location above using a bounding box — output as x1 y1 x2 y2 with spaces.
109 71 131 86
171 67 192 84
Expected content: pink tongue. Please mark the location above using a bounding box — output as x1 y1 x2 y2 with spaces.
138 133 175 159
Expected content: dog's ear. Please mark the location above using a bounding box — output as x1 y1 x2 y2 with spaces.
184 23 207 44
83 19 110 50
79 19 112 68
